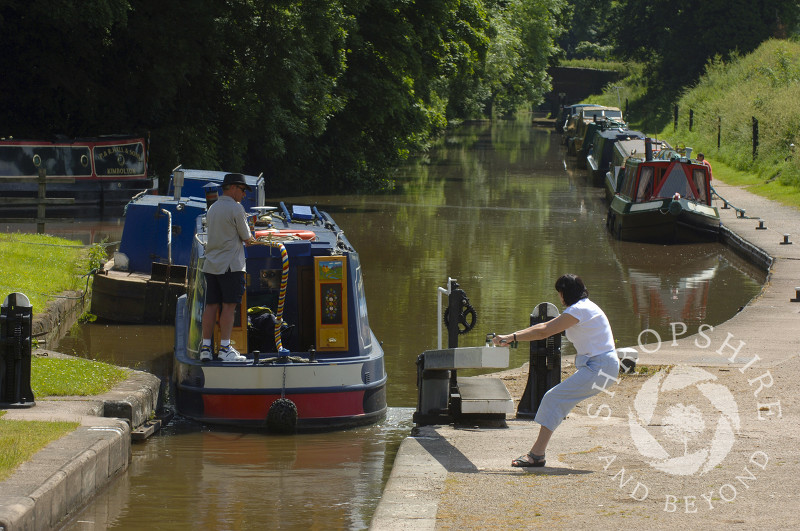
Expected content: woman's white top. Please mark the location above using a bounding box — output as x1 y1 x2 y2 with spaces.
563 298 615 357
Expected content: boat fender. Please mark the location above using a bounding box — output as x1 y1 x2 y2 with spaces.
267 397 298 433
668 200 683 216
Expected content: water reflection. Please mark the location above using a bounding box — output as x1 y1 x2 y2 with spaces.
61 409 413 531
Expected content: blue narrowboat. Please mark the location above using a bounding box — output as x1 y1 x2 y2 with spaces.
173 203 387 431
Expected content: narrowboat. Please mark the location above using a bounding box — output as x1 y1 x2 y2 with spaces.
0 136 152 219
173 203 387 431
554 103 602 134
565 106 623 154
605 143 720 243
604 137 671 203
585 127 646 186
90 168 265 324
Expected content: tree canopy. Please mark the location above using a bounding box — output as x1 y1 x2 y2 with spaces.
0 0 565 193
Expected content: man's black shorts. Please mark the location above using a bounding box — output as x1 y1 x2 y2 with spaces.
204 271 246 304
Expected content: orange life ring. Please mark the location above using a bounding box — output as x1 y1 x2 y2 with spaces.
255 229 316 241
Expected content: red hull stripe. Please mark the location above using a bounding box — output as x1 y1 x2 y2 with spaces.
202 390 365 420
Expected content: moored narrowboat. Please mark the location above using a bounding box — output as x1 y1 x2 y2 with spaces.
173 203 387 431
90 169 265 324
0 135 153 219
605 144 720 244
586 127 646 186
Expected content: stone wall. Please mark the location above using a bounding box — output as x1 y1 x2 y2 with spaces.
30 290 87 350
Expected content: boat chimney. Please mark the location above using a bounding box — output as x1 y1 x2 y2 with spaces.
645 138 653 161
172 166 184 201
685 147 693 160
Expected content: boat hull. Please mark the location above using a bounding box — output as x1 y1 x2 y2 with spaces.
607 196 720 244
174 353 387 431
90 267 187 324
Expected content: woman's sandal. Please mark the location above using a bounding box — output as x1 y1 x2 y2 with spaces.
511 453 546 468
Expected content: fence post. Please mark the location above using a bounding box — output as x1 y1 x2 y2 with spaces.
752 116 759 160
37 167 46 234
673 105 678 131
689 109 693 131
717 116 721 149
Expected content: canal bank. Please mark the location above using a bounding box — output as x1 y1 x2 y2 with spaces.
370 181 800 529
0 349 161 530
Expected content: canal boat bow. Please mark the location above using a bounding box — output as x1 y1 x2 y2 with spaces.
605 142 720 243
173 202 387 432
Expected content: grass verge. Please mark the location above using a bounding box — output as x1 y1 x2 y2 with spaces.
0 411 79 482
0 232 107 313
32 355 129 396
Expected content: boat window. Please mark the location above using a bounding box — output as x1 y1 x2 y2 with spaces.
693 169 709 204
353 261 372 349
635 166 654 200
604 110 623 120
621 165 637 198
655 164 696 200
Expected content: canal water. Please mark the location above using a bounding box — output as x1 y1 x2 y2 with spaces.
40 117 763 529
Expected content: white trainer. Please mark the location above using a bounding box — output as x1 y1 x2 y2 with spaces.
199 346 213 362
218 345 246 362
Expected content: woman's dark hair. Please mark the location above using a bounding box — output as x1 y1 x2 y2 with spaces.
555 274 589 306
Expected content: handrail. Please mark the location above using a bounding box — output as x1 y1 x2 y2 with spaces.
711 185 753 219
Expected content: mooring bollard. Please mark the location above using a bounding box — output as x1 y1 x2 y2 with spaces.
0 292 36 408
791 287 800 303
781 234 792 245
517 302 561 419
756 220 766 230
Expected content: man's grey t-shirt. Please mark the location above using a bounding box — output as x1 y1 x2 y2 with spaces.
201 195 251 274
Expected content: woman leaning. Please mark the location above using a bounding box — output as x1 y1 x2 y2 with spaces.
493 274 619 467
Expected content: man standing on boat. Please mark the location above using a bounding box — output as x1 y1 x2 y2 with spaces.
199 173 253 362
697 152 713 178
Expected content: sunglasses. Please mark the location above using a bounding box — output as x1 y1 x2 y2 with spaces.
237 185 248 193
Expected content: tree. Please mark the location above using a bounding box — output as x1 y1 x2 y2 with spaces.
611 0 800 90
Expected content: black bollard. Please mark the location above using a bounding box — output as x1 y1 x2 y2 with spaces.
0 292 35 408
516 302 561 419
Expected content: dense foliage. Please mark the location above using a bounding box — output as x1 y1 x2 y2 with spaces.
0 0 565 193
557 0 800 93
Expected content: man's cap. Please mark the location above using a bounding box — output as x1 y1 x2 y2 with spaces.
222 173 252 191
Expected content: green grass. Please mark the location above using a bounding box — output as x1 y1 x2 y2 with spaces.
31 356 129 396
0 411 79 481
0 233 106 313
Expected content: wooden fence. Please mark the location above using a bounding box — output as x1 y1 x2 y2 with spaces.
0 168 74 232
